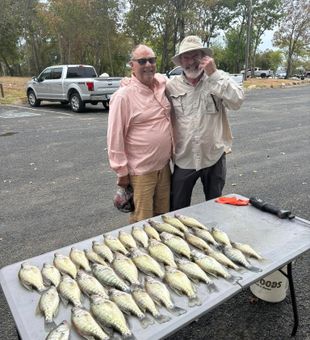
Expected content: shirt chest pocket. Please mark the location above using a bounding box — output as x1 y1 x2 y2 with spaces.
202 93 220 114
170 93 191 116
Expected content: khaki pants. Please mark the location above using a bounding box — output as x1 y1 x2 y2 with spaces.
129 164 171 223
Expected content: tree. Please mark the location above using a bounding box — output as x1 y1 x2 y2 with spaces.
273 0 310 77
0 0 23 75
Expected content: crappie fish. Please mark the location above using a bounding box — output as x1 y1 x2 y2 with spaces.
130 248 164 279
76 270 108 298
160 232 192 259
69 248 91 272
143 223 161 241
175 214 208 230
222 245 262 272
119 230 137 249
148 220 184 238
104 233 129 255
184 232 213 253
109 289 154 328
161 215 188 232
18 262 46 292
37 286 60 325
53 253 77 279
90 295 133 338
206 249 240 271
85 248 108 266
193 228 218 246
191 250 232 280
148 239 177 268
45 320 70 340
132 286 171 324
164 266 201 307
231 242 263 260
92 241 114 263
92 263 131 292
42 264 61 288
211 227 232 246
144 276 186 315
132 225 149 248
176 258 213 285
112 252 141 286
71 307 109 340
58 275 82 307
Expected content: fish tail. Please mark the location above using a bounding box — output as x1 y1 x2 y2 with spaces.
206 282 218 293
139 315 154 328
188 295 202 307
226 274 242 284
44 319 57 332
153 313 172 324
247 265 262 272
169 305 187 316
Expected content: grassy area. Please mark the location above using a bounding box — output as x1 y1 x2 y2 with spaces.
244 77 310 89
0 77 30 105
0 76 309 105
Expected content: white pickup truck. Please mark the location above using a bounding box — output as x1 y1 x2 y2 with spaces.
242 67 273 78
26 65 121 112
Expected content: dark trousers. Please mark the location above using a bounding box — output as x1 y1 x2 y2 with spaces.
171 153 226 211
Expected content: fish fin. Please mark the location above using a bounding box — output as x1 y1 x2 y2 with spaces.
168 305 186 316
188 295 202 307
59 294 68 306
139 315 154 328
20 281 34 291
168 286 183 297
35 303 42 316
153 313 171 324
188 277 200 284
206 282 218 293
44 320 57 332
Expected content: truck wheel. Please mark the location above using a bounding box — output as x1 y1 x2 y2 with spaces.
27 90 41 107
261 73 267 78
70 92 85 112
102 100 109 109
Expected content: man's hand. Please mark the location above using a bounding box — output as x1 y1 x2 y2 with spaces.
200 56 217 76
117 175 130 188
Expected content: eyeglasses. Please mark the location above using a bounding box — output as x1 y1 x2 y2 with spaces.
132 57 156 65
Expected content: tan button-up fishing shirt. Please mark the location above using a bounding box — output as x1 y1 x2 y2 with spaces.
166 70 244 170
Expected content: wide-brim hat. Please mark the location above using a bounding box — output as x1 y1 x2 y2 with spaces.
172 35 213 66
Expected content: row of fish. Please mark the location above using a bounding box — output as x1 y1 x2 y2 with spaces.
18 213 264 339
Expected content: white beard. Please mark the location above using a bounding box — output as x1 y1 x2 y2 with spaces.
183 67 203 79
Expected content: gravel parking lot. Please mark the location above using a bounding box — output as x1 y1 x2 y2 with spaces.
0 85 309 339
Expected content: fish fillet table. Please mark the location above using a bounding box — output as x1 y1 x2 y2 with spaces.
1 195 310 339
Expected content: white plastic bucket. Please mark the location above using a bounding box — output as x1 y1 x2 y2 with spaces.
250 266 288 303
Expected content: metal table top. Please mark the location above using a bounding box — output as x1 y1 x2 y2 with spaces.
1 195 310 340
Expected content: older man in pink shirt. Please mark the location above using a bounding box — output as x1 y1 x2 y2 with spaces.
107 44 173 223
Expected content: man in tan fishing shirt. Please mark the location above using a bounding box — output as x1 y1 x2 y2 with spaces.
166 36 244 210
107 44 173 223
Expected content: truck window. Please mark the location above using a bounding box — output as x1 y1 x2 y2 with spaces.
38 69 52 81
51 68 63 79
66 66 97 78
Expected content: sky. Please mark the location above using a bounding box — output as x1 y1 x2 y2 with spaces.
258 30 274 51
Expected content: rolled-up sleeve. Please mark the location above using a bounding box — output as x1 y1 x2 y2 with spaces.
107 92 130 177
208 70 244 110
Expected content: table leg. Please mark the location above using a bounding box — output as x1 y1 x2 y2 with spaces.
280 262 299 336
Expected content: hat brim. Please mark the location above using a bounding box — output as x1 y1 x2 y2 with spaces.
172 47 213 66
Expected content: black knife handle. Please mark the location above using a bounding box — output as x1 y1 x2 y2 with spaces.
249 197 292 219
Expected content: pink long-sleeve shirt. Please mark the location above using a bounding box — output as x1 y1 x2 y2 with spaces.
107 74 173 177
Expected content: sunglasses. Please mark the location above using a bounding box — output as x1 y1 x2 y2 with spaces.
132 57 156 65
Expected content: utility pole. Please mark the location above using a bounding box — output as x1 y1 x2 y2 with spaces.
244 0 252 81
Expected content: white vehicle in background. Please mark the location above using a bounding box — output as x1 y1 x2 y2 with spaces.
26 65 121 112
